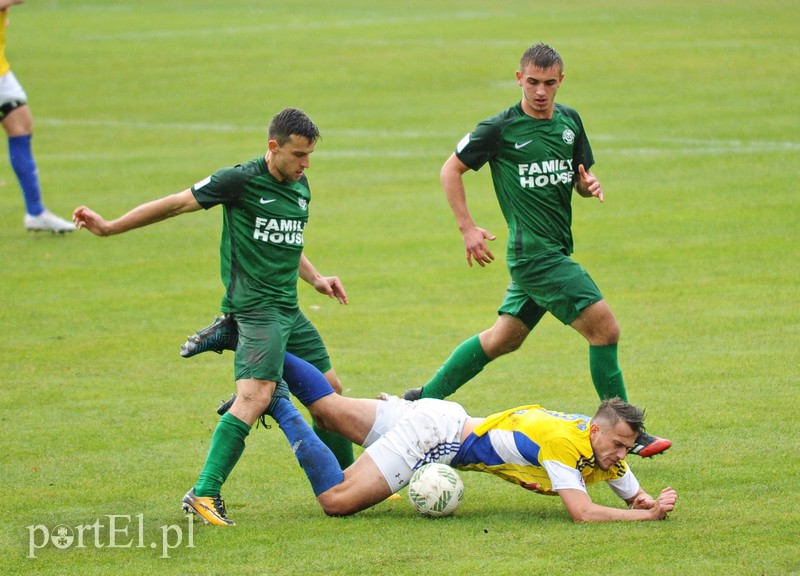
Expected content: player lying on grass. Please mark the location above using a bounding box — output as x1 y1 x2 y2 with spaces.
189 352 677 524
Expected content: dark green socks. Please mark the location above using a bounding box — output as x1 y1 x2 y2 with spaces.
194 411 251 497
422 334 491 399
314 422 355 468
589 343 628 401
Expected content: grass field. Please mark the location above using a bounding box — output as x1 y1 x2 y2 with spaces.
2 1 798 574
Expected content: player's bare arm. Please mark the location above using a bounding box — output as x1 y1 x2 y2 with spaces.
0 0 25 10
441 153 496 268
299 253 349 304
626 487 657 510
73 189 202 237
574 164 604 202
558 487 676 522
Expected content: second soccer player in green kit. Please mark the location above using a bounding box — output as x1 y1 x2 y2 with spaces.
403 43 671 458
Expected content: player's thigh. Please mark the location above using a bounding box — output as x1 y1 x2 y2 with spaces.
0 72 31 135
286 311 333 374
0 103 31 135
362 395 414 446
234 309 297 382
312 395 378 446
480 312 532 357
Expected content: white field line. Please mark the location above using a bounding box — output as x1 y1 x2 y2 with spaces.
78 12 494 41
37 118 800 159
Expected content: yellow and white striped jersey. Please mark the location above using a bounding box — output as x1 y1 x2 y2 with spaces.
451 405 637 498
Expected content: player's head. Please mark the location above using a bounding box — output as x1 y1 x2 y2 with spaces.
589 398 645 470
593 398 646 436
268 108 321 146
266 108 320 182
517 44 564 119
520 43 563 75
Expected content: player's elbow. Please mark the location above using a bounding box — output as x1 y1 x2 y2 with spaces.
564 503 595 523
566 508 587 522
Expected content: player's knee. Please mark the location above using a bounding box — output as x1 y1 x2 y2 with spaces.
236 379 275 408
485 332 525 357
309 411 332 432
306 396 345 435
600 318 620 345
501 336 526 354
483 316 528 357
586 326 620 347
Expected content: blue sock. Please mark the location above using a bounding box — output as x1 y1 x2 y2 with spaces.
9 134 44 216
270 396 344 496
283 352 335 406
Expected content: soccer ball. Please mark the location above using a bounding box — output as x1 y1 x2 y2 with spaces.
407 463 464 517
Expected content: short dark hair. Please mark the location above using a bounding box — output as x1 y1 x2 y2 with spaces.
520 43 563 73
592 397 646 437
268 108 320 146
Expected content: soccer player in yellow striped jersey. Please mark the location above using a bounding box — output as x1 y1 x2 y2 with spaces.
449 401 675 521
218 353 677 522
452 405 628 494
1 1 76 232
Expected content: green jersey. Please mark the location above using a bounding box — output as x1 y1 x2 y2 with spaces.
455 102 594 264
191 156 309 313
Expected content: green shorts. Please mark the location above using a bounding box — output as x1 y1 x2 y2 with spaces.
500 252 603 328
233 308 331 382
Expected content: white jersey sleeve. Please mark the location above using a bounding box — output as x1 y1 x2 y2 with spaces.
542 459 587 493
606 467 640 500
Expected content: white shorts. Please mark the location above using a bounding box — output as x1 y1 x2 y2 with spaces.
0 71 27 105
363 396 469 492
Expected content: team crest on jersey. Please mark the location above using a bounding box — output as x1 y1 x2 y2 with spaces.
562 129 575 145
298 198 307 210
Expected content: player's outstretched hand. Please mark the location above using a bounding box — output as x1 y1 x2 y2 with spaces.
312 275 349 305
72 206 111 237
463 226 496 268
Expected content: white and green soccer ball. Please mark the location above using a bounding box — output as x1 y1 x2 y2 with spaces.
407 463 464 517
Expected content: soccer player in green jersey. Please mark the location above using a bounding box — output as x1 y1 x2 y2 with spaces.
73 108 351 526
402 43 671 458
